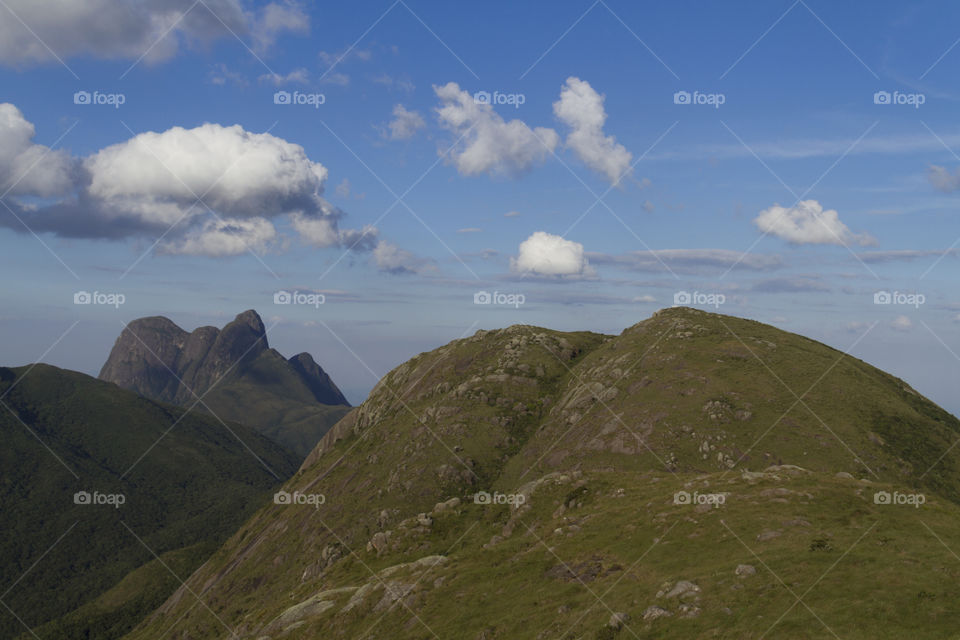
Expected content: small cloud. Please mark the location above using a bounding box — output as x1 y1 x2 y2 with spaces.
633 294 656 303
457 227 482 233
208 63 247 87
891 315 913 331
335 178 350 198
510 231 591 277
373 240 435 274
434 82 559 178
383 104 425 141
258 68 309 86
642 200 654 213
553 77 632 185
504 211 521 218
754 199 876 246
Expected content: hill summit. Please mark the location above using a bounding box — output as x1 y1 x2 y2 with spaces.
123 307 960 639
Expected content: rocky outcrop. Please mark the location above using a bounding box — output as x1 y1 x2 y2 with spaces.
99 310 350 458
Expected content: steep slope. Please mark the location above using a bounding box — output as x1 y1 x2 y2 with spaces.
99 310 350 458
124 308 960 639
0 364 298 640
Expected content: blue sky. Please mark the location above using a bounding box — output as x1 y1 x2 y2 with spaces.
1 0 960 411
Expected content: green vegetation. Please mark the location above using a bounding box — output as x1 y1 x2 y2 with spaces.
0 364 297 639
121 308 960 638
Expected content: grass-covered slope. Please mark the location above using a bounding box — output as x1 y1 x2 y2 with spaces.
0 364 298 640
124 308 960 639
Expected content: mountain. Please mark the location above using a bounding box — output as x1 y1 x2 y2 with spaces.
99 310 351 458
0 363 298 640
122 307 960 639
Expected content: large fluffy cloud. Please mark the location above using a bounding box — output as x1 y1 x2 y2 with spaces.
434 82 559 178
0 104 77 196
553 77 632 185
510 231 590 276
0 104 378 257
753 200 876 246
0 0 306 66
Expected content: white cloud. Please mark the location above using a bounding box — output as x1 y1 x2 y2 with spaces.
250 1 309 52
335 178 351 198
457 227 482 233
892 315 913 331
373 240 434 274
553 77 632 185
504 211 521 218
0 103 76 196
434 82 559 178
928 165 960 192
510 231 590 276
633 295 656 303
0 0 305 66
754 200 876 246
384 104 425 141
85 122 329 224
0 106 380 257
258 68 309 86
161 217 277 256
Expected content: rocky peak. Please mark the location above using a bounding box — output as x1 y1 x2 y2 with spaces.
288 352 349 406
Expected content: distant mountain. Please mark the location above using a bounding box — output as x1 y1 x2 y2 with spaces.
99 310 350 458
0 363 298 640
124 308 960 639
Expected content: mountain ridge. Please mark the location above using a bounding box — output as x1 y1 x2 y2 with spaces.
123 307 960 639
99 310 350 457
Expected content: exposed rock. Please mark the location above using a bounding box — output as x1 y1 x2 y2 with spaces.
608 612 630 629
642 605 673 620
735 564 756 577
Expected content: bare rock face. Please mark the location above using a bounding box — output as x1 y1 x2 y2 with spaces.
98 310 350 458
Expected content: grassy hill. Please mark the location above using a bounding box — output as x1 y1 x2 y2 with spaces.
122 308 960 638
0 364 298 640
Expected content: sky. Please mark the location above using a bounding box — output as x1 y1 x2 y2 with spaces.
1 0 959 412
